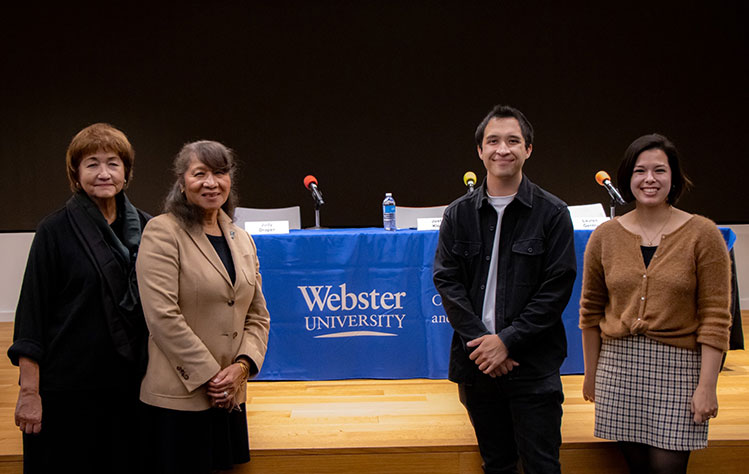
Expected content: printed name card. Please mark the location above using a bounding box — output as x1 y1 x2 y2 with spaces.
416 217 443 231
568 204 609 230
244 220 290 234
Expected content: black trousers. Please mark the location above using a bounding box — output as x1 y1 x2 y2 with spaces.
458 372 564 474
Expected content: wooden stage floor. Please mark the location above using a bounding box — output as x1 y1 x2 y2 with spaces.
0 315 747 473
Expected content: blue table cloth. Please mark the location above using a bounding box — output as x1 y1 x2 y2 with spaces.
253 227 736 381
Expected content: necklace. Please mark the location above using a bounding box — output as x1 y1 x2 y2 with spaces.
637 206 672 246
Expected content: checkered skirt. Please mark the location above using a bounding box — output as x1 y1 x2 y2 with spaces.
594 335 708 451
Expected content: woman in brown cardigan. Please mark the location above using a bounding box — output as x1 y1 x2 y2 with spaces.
579 134 731 473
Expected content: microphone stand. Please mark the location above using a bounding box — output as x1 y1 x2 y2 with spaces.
603 185 624 219
596 173 625 220
313 201 323 229
305 184 325 229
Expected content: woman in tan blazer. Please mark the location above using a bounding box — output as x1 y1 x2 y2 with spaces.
136 140 270 473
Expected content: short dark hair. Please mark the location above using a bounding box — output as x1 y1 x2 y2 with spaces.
66 123 135 192
616 133 692 204
164 140 238 229
475 105 534 150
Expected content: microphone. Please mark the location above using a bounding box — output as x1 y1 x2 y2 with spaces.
463 171 477 192
303 175 325 207
595 171 626 205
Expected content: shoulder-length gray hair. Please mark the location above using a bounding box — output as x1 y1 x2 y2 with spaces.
164 140 238 229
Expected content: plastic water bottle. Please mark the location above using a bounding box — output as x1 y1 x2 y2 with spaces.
382 193 396 231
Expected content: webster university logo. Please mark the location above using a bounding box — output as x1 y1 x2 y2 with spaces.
297 283 407 338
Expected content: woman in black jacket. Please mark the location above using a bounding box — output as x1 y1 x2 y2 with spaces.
7 123 150 473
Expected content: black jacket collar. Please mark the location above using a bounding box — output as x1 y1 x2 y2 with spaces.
473 174 534 211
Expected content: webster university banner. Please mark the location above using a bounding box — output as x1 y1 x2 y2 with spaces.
252 228 451 380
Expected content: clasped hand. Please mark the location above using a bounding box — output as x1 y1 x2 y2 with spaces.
467 334 518 378
206 363 246 410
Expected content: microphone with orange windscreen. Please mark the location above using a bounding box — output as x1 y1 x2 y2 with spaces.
303 175 325 207
595 171 626 205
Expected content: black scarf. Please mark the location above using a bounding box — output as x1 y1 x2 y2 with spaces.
66 191 148 371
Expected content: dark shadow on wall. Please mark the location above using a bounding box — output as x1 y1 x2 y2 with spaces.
1 1 747 230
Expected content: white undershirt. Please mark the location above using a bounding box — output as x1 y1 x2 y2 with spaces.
481 193 516 334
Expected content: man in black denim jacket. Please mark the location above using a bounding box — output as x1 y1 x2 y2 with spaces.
433 105 576 474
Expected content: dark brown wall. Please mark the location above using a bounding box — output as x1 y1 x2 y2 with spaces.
2 1 747 230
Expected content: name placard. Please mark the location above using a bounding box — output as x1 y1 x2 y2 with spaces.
568 204 609 230
244 220 290 235
416 217 443 231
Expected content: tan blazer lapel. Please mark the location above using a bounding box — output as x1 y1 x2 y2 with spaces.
184 217 234 287
218 209 244 288
218 210 243 289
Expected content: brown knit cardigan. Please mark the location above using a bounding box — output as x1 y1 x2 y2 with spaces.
579 215 731 351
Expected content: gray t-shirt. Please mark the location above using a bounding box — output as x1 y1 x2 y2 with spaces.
481 193 516 333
